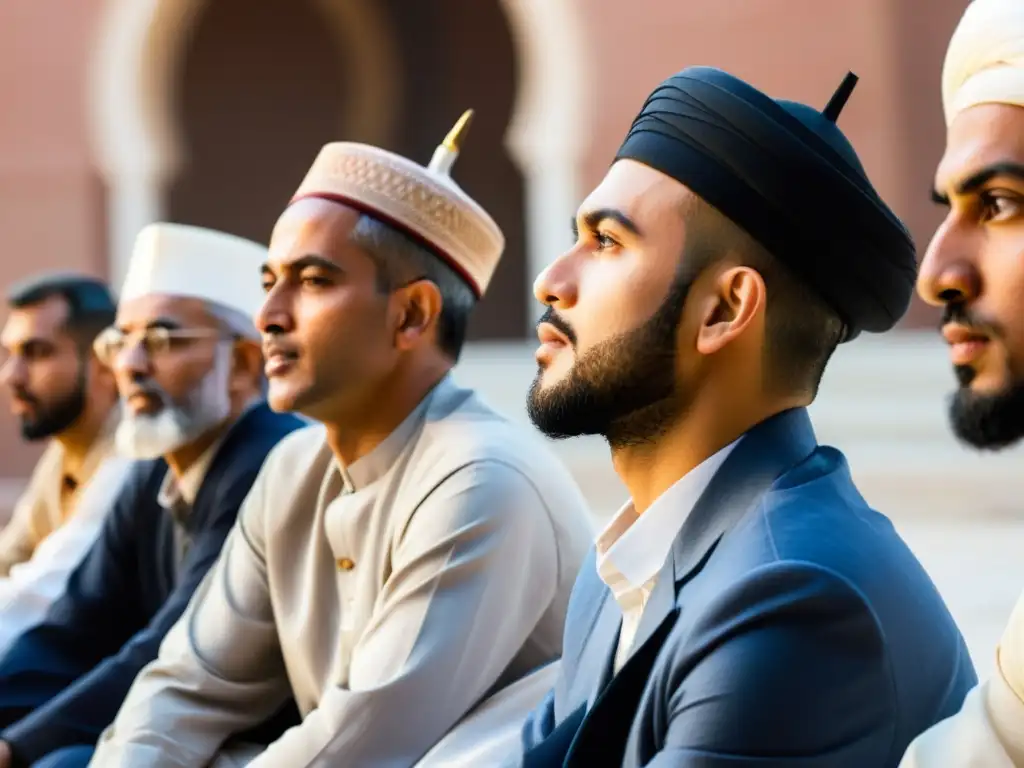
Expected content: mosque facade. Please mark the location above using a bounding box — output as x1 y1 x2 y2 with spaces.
0 0 1013 511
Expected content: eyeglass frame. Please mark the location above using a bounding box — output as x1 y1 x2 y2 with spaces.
92 325 235 367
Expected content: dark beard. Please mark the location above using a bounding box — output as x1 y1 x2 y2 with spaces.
949 373 1024 451
527 273 693 449
18 360 87 441
941 303 1024 450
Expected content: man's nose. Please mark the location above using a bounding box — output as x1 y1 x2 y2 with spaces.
111 339 151 379
917 223 982 307
255 287 294 335
0 356 25 390
533 253 578 309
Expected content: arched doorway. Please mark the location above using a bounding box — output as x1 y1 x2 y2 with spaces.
168 0 526 339
167 0 348 244
376 0 526 340
89 0 589 339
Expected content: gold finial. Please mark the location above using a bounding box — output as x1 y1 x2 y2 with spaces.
429 109 475 176
442 109 475 153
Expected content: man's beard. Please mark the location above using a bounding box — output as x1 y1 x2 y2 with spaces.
116 346 232 460
16 360 87 441
949 370 1024 451
942 302 1024 450
527 273 693 449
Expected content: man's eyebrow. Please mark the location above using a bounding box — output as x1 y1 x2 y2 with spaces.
113 316 180 333
145 317 181 331
263 255 342 275
3 336 46 351
931 161 1024 206
573 208 644 238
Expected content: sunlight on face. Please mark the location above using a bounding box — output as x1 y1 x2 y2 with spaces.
531 160 688 394
922 103 1024 448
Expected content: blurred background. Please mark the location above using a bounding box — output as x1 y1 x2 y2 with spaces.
0 0 1021 673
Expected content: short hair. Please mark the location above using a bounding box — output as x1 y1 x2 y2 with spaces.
205 301 265 394
348 214 477 361
7 272 117 351
683 200 844 398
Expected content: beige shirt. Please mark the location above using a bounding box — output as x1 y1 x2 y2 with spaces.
0 409 120 575
596 439 737 673
157 435 227 574
92 376 594 767
901 590 1024 767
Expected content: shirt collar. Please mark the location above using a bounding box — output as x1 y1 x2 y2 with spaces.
335 375 451 492
596 437 741 598
157 438 220 510
157 400 258 511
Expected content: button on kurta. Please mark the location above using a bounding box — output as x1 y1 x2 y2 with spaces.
337 557 355 571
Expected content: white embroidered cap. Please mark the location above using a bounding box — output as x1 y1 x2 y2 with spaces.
289 110 505 297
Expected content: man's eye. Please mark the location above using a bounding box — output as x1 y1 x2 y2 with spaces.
596 233 618 249
22 343 50 361
981 190 1022 221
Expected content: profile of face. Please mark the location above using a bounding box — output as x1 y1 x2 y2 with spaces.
97 294 237 460
527 160 766 447
0 295 88 440
921 103 1024 450
258 198 441 421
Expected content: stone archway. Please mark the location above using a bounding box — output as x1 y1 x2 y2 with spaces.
87 0 590 335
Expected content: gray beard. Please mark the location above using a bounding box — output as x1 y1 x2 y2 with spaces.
115 346 232 460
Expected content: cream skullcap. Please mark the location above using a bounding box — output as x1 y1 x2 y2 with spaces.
289 110 505 297
942 0 1024 126
120 223 267 318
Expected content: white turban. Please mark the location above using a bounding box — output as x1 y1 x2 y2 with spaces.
942 0 1024 126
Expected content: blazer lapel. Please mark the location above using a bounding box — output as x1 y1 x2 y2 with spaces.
564 608 678 768
564 407 819 767
569 591 621 708
520 582 620 768
625 556 678 664
669 406 818 588
622 407 818 669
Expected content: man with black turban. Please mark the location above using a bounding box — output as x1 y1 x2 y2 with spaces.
517 66 977 767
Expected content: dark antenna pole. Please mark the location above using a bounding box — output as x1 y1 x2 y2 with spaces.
823 72 859 123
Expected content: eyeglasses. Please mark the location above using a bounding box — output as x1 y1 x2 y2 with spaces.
93 326 227 366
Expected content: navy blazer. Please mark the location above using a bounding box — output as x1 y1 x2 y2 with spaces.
521 407 976 767
0 403 304 766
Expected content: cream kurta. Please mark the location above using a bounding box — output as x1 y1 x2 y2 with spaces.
0 409 132 655
0 409 120 574
93 376 594 767
901 590 1024 767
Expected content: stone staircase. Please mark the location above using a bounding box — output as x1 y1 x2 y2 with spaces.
452 332 1024 522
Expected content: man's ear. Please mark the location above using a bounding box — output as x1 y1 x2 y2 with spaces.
230 340 264 393
391 279 443 351
695 266 766 356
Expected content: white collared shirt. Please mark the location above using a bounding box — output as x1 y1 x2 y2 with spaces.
596 439 740 672
157 443 220 511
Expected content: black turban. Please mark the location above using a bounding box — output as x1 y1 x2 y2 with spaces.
615 66 917 340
